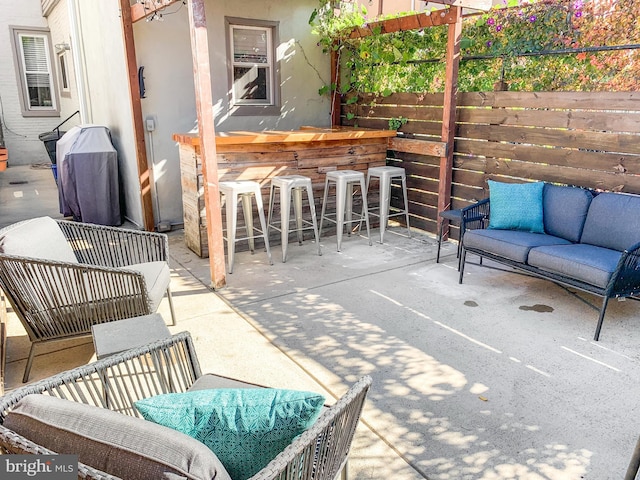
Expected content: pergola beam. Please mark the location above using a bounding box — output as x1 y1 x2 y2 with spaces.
131 0 180 23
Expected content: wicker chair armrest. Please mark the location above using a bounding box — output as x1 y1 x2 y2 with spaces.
0 332 200 421
608 242 640 297
461 198 490 232
56 220 168 267
248 375 372 480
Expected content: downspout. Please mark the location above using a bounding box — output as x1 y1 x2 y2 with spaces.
68 0 90 123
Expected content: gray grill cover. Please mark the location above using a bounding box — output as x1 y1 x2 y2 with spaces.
57 125 121 226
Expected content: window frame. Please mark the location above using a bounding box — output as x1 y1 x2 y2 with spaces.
10 26 60 117
225 17 281 116
57 49 71 97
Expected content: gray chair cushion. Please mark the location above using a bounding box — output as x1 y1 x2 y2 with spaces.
527 244 622 288
4 394 231 480
463 229 572 263
580 192 640 251
0 217 77 263
124 261 171 312
188 374 263 391
543 184 593 242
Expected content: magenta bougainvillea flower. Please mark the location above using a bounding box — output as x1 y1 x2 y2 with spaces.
487 17 496 26
529 15 537 22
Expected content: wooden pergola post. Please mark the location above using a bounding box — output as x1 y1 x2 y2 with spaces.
438 5 463 239
120 0 155 231
187 0 227 289
330 42 341 126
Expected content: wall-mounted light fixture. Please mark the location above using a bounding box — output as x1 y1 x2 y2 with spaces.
55 42 71 53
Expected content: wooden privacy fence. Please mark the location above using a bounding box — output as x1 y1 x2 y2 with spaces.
342 91 640 240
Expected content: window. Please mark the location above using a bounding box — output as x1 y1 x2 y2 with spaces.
226 18 280 115
10 26 59 117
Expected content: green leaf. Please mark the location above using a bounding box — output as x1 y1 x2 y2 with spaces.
318 85 329 96
308 9 318 25
346 95 359 104
346 112 356 120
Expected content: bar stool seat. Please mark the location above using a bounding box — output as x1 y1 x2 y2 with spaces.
319 170 372 251
219 180 273 273
365 166 411 243
267 175 321 262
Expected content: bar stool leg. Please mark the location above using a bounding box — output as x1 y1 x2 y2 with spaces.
359 176 372 245
293 187 304 245
305 182 322 256
346 182 355 237
319 176 330 239
225 192 237 274
378 174 391 244
280 184 292 262
335 178 347 251
401 175 411 238
254 189 273 265
241 192 255 253
267 182 277 236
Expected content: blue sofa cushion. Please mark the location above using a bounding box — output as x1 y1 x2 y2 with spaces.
528 244 622 288
543 184 593 242
580 192 640 251
488 180 545 233
463 229 572 263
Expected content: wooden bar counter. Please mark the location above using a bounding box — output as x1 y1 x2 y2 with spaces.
173 127 396 258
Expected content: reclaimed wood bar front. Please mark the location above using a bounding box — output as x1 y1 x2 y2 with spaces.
173 127 397 258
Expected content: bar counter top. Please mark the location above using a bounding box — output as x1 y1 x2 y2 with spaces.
172 126 397 147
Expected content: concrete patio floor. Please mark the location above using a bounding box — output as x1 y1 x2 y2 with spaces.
2 164 640 479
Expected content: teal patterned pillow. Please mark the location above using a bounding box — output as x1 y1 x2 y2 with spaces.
135 388 325 480
488 180 545 233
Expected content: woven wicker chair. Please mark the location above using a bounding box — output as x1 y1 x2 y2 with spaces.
0 217 176 382
0 332 372 480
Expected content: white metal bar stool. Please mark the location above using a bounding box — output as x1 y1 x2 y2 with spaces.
267 175 322 262
219 180 273 273
319 169 372 251
365 166 411 243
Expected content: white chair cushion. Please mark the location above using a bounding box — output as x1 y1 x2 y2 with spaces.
0 217 77 263
123 261 171 312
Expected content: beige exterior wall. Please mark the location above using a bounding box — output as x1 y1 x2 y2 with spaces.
74 1 144 227
0 0 62 166
133 0 331 227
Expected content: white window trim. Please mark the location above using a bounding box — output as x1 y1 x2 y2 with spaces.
57 50 71 97
10 26 60 117
225 17 281 116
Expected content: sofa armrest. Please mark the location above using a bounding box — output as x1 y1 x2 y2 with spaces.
461 198 490 235
56 220 168 267
608 241 640 297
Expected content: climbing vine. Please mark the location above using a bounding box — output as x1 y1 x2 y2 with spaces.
309 0 640 94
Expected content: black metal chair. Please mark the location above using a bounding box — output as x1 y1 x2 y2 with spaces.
436 208 464 265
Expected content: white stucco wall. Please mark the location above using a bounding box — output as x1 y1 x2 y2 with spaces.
73 1 144 227
133 0 331 226
0 0 63 166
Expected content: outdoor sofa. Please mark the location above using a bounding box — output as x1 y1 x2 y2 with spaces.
458 181 640 341
0 332 372 480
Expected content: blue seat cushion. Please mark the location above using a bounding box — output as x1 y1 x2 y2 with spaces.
543 184 593 242
487 180 545 233
528 244 622 288
580 192 640 251
463 229 572 263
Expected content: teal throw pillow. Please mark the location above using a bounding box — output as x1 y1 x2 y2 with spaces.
488 180 545 233
135 388 325 480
